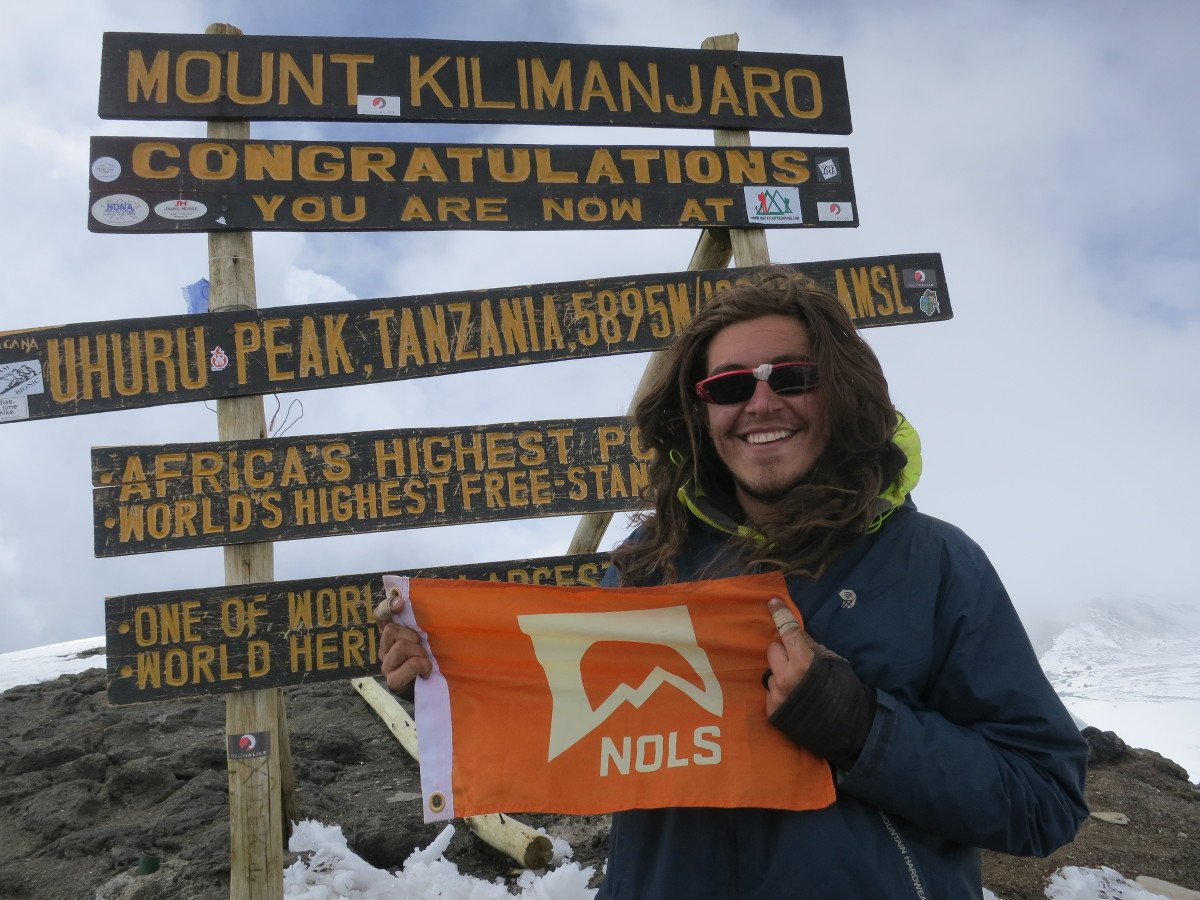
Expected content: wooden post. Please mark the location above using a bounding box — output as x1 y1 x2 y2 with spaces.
206 21 292 899
701 34 773 270
566 33 769 557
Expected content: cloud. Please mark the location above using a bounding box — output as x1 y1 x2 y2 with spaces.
0 1 1196 653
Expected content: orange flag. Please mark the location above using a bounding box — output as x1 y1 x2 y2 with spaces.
384 572 835 823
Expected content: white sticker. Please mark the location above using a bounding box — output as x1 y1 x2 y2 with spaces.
744 186 802 224
154 198 208 220
0 395 29 422
357 94 404 116
816 201 855 222
91 157 121 182
91 194 149 227
0 359 44 397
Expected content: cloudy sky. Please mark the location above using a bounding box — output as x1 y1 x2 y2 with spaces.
0 0 1196 655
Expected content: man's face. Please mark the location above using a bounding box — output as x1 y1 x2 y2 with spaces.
701 314 829 523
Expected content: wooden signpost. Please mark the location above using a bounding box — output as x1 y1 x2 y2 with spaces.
88 135 857 233
1 253 949 424
92 416 652 556
98 32 851 133
104 552 607 705
35 21 955 897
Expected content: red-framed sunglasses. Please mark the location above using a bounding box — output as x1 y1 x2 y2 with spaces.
694 361 819 405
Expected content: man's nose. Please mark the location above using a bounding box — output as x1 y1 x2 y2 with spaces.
743 377 779 413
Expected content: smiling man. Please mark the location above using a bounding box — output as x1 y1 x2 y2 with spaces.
375 269 1088 898
596 268 1089 898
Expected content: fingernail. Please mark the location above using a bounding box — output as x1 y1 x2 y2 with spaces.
767 597 784 610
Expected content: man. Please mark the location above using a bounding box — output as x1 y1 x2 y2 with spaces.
378 270 1088 898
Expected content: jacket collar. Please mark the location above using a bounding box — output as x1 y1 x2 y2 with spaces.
676 414 923 539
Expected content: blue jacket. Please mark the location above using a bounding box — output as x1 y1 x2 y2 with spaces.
598 454 1088 897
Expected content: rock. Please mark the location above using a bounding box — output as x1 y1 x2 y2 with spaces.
1150 755 1192 782
106 756 180 806
17 779 108 841
1090 811 1130 825
3 666 1199 900
1082 726 1130 764
60 751 112 782
1135 876 1200 899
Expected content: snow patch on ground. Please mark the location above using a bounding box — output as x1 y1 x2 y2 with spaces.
284 820 596 899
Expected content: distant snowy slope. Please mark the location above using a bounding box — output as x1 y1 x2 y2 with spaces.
0 636 104 692
1040 600 1200 781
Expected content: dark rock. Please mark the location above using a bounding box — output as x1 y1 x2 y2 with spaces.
8 735 99 776
296 757 342 785
296 732 366 764
162 742 226 779
106 756 180 807
1082 726 1129 764
0 866 32 897
1148 754 1191 782
60 751 112 782
17 779 108 840
0 770 52 805
171 819 230 867
150 769 227 833
46 822 150 860
100 721 154 763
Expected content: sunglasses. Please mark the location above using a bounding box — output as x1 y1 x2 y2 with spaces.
694 361 819 405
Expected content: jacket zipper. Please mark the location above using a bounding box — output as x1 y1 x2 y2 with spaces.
878 811 930 899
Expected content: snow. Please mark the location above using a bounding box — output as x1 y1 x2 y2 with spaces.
1041 600 1200 781
0 638 1188 899
1045 867 1175 900
0 636 107 692
284 820 598 899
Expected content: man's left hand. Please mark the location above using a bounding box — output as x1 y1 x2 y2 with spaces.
764 597 823 715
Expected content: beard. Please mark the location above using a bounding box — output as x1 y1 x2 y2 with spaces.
731 466 809 508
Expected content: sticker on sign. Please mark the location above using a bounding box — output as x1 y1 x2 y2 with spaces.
154 199 207 221
0 396 29 422
0 360 44 398
902 268 939 288
91 156 121 182
91 194 149 227
357 94 403 116
816 201 854 222
744 186 803 224
226 731 272 760
815 157 842 182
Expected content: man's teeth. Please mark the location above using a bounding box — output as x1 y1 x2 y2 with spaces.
745 429 794 445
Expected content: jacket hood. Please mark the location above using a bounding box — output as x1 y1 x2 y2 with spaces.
676 414 923 539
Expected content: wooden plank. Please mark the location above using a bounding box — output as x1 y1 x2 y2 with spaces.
92 416 651 557
98 32 851 134
1 254 951 424
87 135 858 233
105 552 608 704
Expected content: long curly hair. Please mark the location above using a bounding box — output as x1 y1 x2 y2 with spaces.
611 267 898 586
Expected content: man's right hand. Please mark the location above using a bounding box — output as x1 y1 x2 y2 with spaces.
374 590 432 693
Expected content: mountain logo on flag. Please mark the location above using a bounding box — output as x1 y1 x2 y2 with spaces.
518 605 723 761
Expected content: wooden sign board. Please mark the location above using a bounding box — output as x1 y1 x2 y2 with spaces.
98 32 851 134
88 136 857 233
104 551 608 705
93 416 649 557
1 254 950 425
